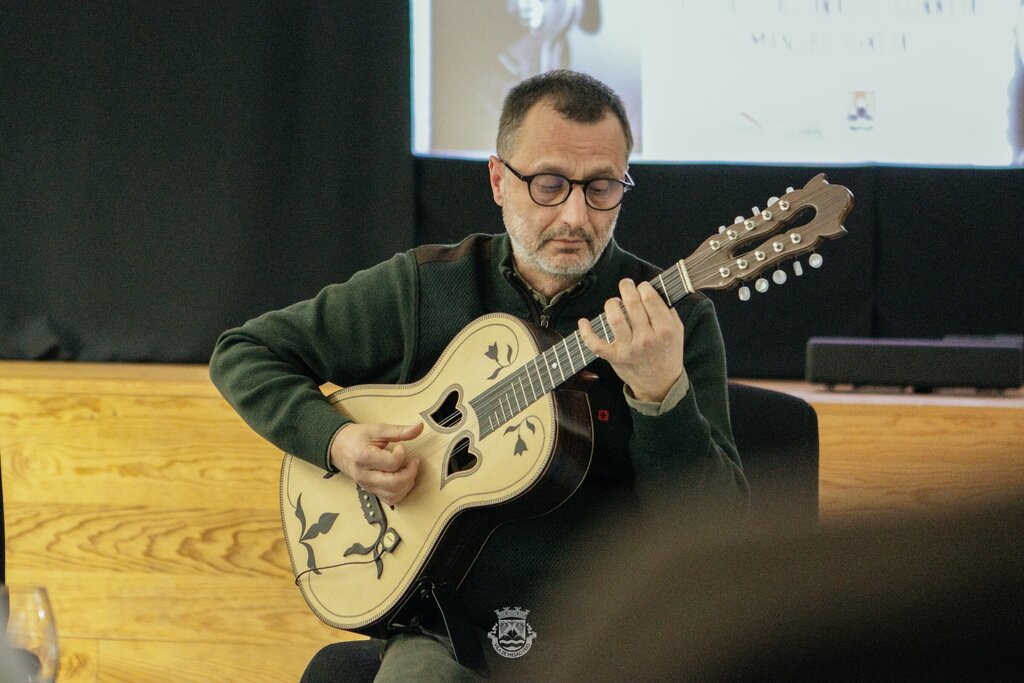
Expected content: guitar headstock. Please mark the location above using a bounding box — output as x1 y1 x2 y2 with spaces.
682 174 852 297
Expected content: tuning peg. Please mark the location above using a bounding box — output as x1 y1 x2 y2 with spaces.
772 269 787 285
809 253 823 268
718 225 726 234
738 285 751 301
750 205 760 216
793 260 804 276
755 278 770 293
734 216 744 224
767 196 779 206
786 186 795 193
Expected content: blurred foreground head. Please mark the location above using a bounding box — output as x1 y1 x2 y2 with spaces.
499 492 1024 682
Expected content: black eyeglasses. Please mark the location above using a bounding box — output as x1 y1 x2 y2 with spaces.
499 159 634 211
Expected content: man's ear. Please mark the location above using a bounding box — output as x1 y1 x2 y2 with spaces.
488 155 505 206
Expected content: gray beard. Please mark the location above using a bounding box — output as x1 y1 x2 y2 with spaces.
503 212 617 280
507 231 596 279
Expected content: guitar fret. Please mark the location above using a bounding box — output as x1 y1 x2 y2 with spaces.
506 378 516 412
509 374 520 411
501 392 514 419
657 273 671 306
557 349 567 380
503 387 515 416
543 349 557 387
526 359 540 399
556 341 574 376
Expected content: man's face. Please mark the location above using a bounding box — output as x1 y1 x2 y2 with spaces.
488 102 629 287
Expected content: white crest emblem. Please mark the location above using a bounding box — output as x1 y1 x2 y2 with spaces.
487 606 537 658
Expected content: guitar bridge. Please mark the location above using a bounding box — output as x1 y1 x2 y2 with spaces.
344 485 402 578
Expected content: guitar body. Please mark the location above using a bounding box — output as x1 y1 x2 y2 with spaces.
280 313 594 636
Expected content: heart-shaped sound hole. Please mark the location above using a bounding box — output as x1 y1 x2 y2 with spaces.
441 435 480 487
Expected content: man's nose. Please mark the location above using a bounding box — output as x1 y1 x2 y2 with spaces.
558 184 589 227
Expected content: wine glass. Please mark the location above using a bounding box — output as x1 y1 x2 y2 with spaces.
1 586 59 683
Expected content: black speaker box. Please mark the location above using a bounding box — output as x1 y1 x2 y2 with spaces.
805 336 1024 390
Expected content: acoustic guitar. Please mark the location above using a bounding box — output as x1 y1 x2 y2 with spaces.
280 173 853 636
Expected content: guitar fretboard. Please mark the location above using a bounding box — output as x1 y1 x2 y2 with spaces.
469 259 695 439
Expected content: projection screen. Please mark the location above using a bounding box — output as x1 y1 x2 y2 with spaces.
413 0 1024 166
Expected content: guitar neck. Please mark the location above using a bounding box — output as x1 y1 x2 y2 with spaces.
470 261 694 439
468 174 855 438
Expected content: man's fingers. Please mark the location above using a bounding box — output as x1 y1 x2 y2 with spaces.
356 441 406 472
636 281 678 332
579 317 612 357
331 421 424 492
364 421 424 444
355 429 426 471
604 296 633 346
358 457 419 505
623 279 670 333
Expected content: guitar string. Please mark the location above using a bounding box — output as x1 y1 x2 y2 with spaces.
426 273 689 417
334 255 767 486
462 266 697 434
343 262 693 458
365 335 598 471
339 260 706 469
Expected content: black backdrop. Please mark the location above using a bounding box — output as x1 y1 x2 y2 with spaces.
3 3 1022 379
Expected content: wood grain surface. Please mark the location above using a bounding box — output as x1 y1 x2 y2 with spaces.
2 362 1022 680
0 362 361 682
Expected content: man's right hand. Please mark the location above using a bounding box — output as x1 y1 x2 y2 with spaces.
328 422 424 506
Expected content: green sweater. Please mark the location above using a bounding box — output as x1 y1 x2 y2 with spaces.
210 233 746 625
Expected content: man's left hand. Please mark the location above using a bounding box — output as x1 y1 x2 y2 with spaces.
578 278 684 403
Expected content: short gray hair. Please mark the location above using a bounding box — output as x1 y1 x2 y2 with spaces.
496 70 633 160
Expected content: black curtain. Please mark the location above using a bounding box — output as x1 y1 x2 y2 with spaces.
2 2 413 362
417 159 1024 378
3 3 1022 378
